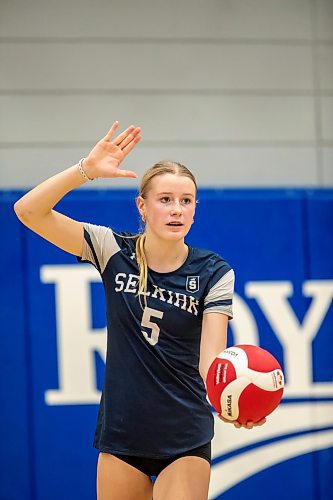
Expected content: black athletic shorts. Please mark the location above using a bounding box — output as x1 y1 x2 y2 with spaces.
110 441 211 478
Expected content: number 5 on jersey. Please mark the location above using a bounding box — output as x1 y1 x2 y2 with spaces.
141 307 164 345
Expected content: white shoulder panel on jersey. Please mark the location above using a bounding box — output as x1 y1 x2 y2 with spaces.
81 223 121 274
203 268 235 318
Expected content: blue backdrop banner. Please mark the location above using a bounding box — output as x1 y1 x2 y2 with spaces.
1 189 332 500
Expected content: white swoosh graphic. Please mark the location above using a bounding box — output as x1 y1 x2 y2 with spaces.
209 429 333 499
212 402 333 458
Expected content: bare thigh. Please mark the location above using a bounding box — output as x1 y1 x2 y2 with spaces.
97 452 153 500
153 456 211 500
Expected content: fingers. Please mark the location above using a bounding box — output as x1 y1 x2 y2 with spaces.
103 123 141 147
218 415 242 428
120 127 141 149
218 413 267 429
104 121 119 141
255 417 267 426
112 125 138 146
238 418 267 429
102 122 141 177
115 169 138 179
105 123 141 157
122 133 141 156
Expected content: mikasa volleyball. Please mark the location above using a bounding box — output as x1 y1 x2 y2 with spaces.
206 345 284 424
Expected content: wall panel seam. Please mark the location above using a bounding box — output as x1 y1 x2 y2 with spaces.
1 90 332 96
0 36 333 46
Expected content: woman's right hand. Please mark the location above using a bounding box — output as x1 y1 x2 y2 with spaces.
83 121 141 180
218 414 267 429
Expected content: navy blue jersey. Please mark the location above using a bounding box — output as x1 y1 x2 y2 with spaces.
78 223 234 458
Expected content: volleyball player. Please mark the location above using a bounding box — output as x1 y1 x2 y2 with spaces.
14 122 266 500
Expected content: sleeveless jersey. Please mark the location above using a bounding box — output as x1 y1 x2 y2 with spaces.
78 223 234 458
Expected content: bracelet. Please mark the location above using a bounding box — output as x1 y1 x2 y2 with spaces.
78 158 94 181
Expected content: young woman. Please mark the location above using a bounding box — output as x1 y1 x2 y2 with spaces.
14 122 265 500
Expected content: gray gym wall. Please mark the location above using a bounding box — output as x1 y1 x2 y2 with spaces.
0 0 332 189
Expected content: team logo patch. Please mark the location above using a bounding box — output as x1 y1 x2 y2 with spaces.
186 276 200 293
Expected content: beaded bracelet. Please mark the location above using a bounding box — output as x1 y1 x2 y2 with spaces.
78 158 94 181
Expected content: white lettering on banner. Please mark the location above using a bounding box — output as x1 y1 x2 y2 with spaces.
41 265 106 405
246 281 333 397
228 294 259 346
40 265 333 405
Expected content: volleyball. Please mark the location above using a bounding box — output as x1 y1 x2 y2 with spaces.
206 345 284 424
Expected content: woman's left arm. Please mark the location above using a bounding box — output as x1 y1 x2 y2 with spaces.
199 312 266 430
199 312 228 382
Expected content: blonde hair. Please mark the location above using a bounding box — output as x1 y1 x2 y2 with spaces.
116 160 197 310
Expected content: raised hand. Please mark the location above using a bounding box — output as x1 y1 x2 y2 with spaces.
83 121 141 180
218 414 267 429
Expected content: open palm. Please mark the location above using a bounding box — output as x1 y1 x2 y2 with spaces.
84 121 141 179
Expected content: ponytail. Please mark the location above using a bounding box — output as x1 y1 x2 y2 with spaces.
135 233 149 309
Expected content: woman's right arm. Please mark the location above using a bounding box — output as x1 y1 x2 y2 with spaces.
14 122 141 257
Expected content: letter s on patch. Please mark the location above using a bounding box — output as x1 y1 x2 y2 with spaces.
186 276 200 293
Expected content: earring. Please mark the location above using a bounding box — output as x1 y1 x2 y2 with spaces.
142 214 146 223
